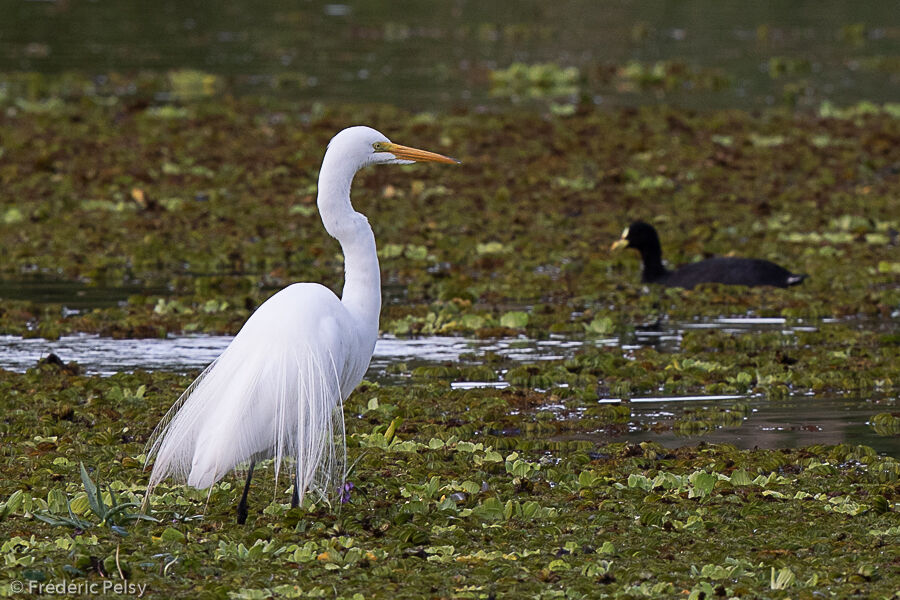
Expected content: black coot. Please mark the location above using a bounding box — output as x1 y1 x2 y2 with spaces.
611 221 807 289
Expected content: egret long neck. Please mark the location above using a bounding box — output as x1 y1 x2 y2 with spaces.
316 156 381 339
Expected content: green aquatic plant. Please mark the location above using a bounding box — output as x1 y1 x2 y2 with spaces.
0 100 898 339
489 62 579 100
2 363 899 598
31 464 158 534
615 60 731 92
167 69 223 100
819 100 900 120
870 412 900 436
0 90 898 595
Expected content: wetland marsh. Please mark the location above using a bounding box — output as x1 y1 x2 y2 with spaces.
1 2 899 599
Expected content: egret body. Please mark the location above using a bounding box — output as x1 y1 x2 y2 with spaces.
145 126 457 521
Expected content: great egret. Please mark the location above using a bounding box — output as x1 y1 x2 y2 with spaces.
611 221 807 289
145 126 457 523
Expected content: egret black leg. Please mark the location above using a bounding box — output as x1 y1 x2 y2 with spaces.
291 478 300 509
236 461 256 525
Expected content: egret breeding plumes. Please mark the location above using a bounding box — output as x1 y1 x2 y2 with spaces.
145 126 457 522
611 221 807 289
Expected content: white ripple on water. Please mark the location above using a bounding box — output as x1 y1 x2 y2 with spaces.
0 314 841 377
0 333 594 377
0 334 232 376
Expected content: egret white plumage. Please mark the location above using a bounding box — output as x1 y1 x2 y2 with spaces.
144 126 457 522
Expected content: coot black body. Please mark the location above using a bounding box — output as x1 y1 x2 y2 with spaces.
612 221 807 289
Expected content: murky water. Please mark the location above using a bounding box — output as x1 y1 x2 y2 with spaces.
2 1 898 110
0 322 895 455
0 315 828 376
0 278 167 311
626 316 825 353
619 394 898 456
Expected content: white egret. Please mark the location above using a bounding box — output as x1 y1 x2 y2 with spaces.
145 126 457 522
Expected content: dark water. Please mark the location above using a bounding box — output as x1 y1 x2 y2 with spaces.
0 277 167 310
0 329 895 456
1 0 898 110
618 394 898 456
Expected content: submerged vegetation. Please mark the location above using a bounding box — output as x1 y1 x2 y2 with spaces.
0 366 898 598
0 93 897 597
0 96 898 340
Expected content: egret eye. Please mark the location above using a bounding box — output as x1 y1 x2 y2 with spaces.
372 142 390 152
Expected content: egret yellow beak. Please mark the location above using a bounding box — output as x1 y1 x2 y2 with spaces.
383 142 459 164
610 238 629 251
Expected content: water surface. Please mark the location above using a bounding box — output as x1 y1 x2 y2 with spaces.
0 328 894 455
618 394 897 456
0 315 833 376
0 332 584 376
2 0 898 110
0 278 167 311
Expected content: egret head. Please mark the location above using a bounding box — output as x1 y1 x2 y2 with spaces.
610 221 659 252
326 126 458 171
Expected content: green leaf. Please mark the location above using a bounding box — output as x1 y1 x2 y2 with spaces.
34 513 92 529
104 502 157 524
472 497 504 521
80 463 106 519
460 314 486 329
627 473 652 491
288 204 317 217
69 493 91 516
460 481 481 495
598 541 615 555
483 450 502 462
521 501 539 519
547 559 570 571
877 261 900 274
729 469 753 486
160 527 186 543
476 241 508 255
384 417 402 445
1 490 25 519
2 207 25 224
770 566 796 590
584 316 613 335
404 245 429 261
871 495 889 514
499 311 529 328
378 243 404 259
47 489 68 514
688 471 717 497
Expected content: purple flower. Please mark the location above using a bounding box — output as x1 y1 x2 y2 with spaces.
338 481 355 504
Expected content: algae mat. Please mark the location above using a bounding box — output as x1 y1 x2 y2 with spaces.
0 101 898 339
0 366 898 599
0 99 898 598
